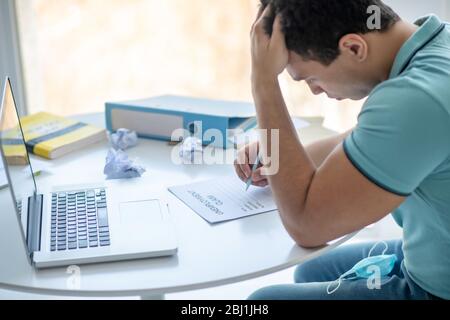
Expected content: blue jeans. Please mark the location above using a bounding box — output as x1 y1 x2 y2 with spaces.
249 240 441 300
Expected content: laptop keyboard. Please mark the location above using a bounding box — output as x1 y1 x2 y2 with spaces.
50 189 111 252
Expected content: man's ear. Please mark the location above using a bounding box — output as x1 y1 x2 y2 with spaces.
339 34 368 62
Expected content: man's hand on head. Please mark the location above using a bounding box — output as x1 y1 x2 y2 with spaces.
251 5 289 85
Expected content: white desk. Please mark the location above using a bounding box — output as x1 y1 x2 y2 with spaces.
0 113 354 299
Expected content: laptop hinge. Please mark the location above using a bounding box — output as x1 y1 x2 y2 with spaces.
27 193 43 254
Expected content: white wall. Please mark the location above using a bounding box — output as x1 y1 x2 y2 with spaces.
384 0 449 22
446 0 450 20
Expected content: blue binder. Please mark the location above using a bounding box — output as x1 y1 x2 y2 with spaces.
105 95 257 148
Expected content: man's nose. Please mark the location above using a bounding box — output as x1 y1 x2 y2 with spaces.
308 83 324 96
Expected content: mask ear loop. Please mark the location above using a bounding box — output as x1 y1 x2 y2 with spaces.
327 272 358 295
327 277 343 295
368 240 389 257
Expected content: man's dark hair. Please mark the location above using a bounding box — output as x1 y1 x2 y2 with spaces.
260 0 400 65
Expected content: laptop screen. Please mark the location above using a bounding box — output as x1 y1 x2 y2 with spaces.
0 78 37 227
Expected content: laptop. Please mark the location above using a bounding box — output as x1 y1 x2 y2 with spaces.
0 77 178 269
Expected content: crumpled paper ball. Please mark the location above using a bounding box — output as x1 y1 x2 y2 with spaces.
109 128 139 151
104 149 146 180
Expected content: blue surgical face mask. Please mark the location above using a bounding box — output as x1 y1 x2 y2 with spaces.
327 241 398 295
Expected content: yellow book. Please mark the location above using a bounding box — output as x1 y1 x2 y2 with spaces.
2 125 29 165
16 112 107 160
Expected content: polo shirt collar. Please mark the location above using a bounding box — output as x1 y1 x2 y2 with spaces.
389 15 445 78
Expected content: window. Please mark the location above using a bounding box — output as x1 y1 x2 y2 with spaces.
12 1 449 134
16 0 257 117
13 0 361 133
0 0 27 115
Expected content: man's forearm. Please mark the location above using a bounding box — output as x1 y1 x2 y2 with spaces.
305 130 352 167
253 77 316 240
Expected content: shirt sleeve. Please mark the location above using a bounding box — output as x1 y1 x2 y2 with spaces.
344 81 450 196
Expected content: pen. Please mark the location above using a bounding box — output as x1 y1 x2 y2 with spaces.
245 156 261 191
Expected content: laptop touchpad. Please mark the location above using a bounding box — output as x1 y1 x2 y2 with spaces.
119 200 163 230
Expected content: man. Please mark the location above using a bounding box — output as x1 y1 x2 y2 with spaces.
234 0 450 300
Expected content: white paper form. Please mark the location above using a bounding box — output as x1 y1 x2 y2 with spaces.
169 177 278 223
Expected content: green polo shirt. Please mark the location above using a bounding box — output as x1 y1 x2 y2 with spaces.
344 15 450 299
